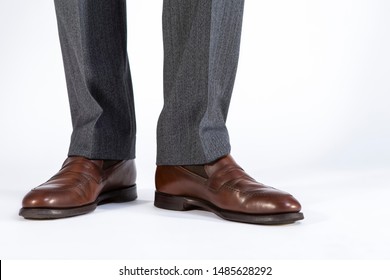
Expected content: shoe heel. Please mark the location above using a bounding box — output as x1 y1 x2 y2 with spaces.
154 191 189 211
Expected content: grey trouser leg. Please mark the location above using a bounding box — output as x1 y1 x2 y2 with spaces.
54 0 136 160
54 0 244 164
157 0 245 165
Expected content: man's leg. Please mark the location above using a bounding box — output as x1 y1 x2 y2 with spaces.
155 0 304 225
55 0 136 160
19 0 137 219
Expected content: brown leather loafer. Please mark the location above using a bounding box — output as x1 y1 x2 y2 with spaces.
19 157 137 219
154 155 303 225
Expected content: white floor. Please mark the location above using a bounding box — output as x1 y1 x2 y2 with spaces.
1 161 389 259
1 0 390 260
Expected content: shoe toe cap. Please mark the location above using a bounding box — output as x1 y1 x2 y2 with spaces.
245 192 302 214
21 187 84 208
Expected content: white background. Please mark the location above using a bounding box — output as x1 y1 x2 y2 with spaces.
0 0 389 259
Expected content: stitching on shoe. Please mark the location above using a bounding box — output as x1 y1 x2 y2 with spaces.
55 170 99 184
207 167 235 192
209 166 247 192
220 174 267 196
221 176 250 191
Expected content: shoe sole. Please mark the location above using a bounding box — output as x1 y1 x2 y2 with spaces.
19 185 137 220
154 191 304 225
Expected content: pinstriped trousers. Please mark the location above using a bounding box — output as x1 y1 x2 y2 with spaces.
54 0 245 165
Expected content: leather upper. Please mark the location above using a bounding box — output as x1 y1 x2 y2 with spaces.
22 157 136 208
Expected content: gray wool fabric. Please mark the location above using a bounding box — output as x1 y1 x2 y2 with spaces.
54 0 245 165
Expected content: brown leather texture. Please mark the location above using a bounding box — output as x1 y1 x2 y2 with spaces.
155 155 301 214
22 157 136 209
